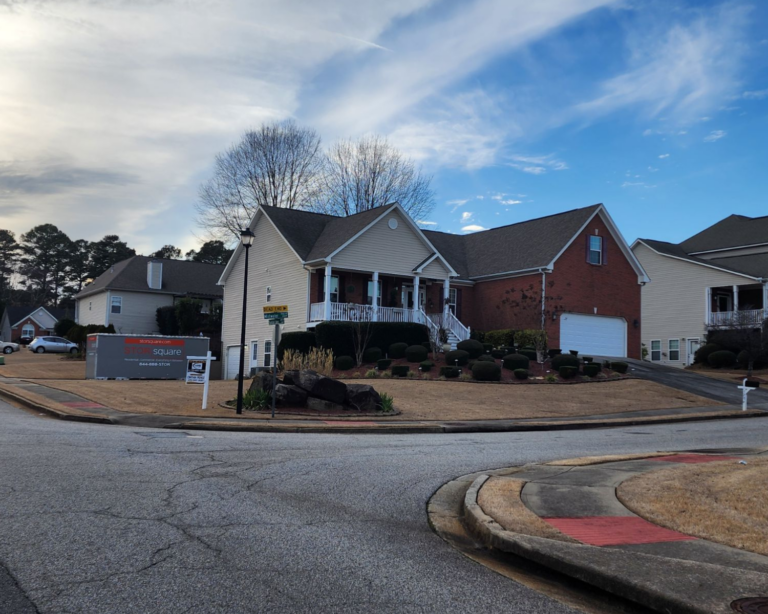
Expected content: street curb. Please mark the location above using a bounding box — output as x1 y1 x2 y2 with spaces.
0 388 114 425
462 474 768 614
166 422 444 434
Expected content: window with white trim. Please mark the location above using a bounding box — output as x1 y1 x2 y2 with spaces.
366 280 382 306
650 340 661 361
266 286 272 303
110 295 122 314
329 276 339 303
448 288 457 313
250 341 259 368
668 339 680 362
21 324 34 338
263 340 272 368
588 236 603 265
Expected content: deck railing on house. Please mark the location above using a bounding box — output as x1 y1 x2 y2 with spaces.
709 309 768 327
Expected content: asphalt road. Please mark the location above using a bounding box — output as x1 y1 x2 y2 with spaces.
2 400 767 614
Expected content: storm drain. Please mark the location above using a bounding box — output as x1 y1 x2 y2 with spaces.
732 598 768 613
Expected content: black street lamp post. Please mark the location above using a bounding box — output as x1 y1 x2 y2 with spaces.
236 227 255 415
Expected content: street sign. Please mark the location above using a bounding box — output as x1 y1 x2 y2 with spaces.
264 312 288 320
264 305 288 315
268 317 285 326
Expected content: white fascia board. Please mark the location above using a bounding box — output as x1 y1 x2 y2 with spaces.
689 242 768 256
547 206 651 284
413 253 439 273
634 239 762 281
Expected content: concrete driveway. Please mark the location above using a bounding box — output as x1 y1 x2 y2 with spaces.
622 358 768 406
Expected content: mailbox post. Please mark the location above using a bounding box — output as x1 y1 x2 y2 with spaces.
264 305 288 418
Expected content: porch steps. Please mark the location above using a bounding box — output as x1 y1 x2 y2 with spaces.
445 330 461 351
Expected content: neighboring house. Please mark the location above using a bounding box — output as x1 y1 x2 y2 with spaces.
74 256 225 335
0 306 67 342
218 202 648 379
633 213 768 368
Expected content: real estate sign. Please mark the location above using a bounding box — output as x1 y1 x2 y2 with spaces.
85 334 210 380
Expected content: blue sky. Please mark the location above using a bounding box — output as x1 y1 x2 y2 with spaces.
1 0 766 253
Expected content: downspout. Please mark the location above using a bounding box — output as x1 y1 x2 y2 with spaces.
541 270 546 331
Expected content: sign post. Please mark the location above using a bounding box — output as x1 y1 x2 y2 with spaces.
186 350 217 409
264 305 289 418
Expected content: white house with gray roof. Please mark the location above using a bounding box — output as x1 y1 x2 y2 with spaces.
74 256 224 334
632 213 768 368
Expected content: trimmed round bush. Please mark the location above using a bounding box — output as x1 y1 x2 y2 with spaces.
547 348 562 358
377 358 392 370
363 347 382 363
446 349 470 366
477 354 496 363
471 361 502 382
482 343 493 353
559 366 577 379
707 350 737 369
420 360 434 372
502 353 529 371
467 359 477 370
457 339 484 359
334 355 355 371
551 353 580 370
491 349 506 359
569 349 579 356
388 342 408 359
583 363 601 378
694 343 721 365
439 366 460 378
513 369 529 380
391 365 410 377
519 349 537 362
405 344 429 363
610 361 629 374
500 346 516 355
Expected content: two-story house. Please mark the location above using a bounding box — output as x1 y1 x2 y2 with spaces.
633 213 768 367
218 202 648 379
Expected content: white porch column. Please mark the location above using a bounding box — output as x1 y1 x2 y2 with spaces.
324 264 332 321
733 285 739 313
413 275 420 314
443 279 450 316
372 271 379 322
705 287 712 325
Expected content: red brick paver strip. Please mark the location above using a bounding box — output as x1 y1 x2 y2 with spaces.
649 454 741 464
542 516 698 546
61 402 107 409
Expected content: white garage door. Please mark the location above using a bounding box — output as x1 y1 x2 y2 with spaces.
560 313 627 358
225 345 241 380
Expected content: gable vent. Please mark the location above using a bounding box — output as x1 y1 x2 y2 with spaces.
147 260 163 290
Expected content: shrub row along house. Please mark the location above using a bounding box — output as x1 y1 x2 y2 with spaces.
218 202 648 379
633 213 768 368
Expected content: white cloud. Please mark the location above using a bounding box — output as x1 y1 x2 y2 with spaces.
417 220 437 226
574 4 749 123
507 153 568 175
447 199 468 206
743 89 768 99
462 224 487 233
642 128 655 136
659 153 670 159
476 195 484 200
704 129 727 142
622 181 656 188
648 166 658 172
460 211 473 223
500 199 522 205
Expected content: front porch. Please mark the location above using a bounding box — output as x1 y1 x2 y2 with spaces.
707 283 768 327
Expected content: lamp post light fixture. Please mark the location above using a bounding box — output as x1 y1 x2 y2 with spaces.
236 227 255 415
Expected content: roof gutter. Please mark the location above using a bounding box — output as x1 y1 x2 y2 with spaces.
469 266 552 281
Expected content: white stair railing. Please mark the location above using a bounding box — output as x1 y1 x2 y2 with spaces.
443 309 471 342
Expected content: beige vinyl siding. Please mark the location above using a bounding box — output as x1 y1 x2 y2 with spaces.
221 214 308 378
331 209 433 276
634 242 755 368
76 292 109 327
108 291 174 334
421 258 452 280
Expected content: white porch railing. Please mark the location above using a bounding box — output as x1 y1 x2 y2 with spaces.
309 302 425 324
442 309 471 342
709 309 767 327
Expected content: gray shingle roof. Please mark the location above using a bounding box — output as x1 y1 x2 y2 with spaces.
638 238 764 279
680 214 768 253
75 256 225 299
259 203 605 280
4 306 68 326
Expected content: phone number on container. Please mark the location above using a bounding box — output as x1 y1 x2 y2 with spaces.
138 362 172 367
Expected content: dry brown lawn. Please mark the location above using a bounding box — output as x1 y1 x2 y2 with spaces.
0 349 85 380
618 457 768 556
30 377 719 421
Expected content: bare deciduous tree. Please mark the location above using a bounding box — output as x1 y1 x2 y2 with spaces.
196 120 324 240
322 135 434 220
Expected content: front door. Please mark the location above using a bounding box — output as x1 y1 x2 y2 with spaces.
687 339 700 366
402 285 426 310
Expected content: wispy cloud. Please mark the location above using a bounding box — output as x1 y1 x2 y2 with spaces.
704 129 727 142
462 224 487 233
507 153 568 175
622 181 656 188
417 220 437 226
659 153 670 159
460 211 473 223
742 89 768 99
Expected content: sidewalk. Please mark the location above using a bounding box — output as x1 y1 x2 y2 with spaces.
1 376 767 434
458 449 768 613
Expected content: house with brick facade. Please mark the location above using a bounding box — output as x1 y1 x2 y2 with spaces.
0 306 68 343
218 202 647 379
633 213 768 368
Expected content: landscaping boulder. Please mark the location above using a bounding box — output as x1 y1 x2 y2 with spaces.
346 384 382 412
297 369 348 405
306 397 346 412
273 384 308 407
249 371 277 394
282 370 299 386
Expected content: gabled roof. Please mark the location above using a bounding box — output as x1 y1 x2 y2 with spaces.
634 238 764 280
4 306 66 327
75 256 225 300
680 214 768 254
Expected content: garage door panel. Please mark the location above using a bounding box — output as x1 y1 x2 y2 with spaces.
560 313 626 358
226 346 241 380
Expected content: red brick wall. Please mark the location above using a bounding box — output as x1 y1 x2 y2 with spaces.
12 317 52 341
458 215 642 358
